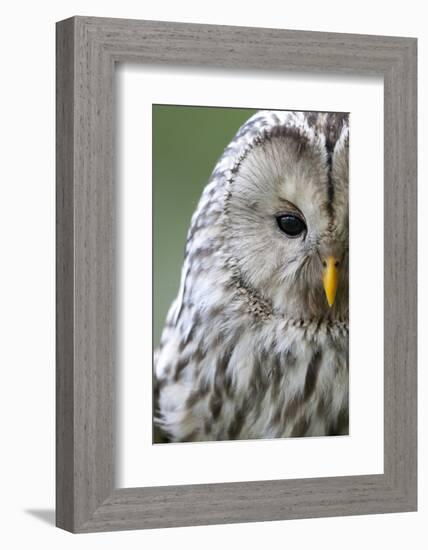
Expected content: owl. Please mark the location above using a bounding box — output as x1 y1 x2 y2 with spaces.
154 110 349 443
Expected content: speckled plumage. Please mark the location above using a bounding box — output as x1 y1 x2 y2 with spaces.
154 110 349 442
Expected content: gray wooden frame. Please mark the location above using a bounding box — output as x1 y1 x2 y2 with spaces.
56 16 417 533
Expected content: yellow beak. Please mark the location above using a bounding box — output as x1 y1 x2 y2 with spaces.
322 256 339 307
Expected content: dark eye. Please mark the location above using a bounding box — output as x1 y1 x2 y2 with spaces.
276 214 307 237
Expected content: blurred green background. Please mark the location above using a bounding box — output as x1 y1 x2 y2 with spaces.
153 105 257 346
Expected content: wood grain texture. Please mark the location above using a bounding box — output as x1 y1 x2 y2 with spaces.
56 16 417 533
56 17 75 532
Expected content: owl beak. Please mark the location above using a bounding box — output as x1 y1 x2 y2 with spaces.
322 256 340 307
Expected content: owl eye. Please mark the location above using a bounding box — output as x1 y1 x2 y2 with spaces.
276 214 307 237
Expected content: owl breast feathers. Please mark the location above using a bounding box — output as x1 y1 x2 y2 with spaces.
154 110 349 442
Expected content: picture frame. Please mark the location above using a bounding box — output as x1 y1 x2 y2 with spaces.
56 16 417 533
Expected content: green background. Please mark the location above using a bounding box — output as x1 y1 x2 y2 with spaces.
153 105 257 346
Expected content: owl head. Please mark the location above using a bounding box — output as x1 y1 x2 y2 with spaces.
177 111 349 328
180 110 349 326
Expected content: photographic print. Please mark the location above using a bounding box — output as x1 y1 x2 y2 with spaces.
153 106 349 444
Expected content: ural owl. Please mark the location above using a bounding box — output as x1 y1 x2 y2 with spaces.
154 110 349 442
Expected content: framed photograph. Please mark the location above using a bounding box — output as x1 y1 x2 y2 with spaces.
56 16 417 532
